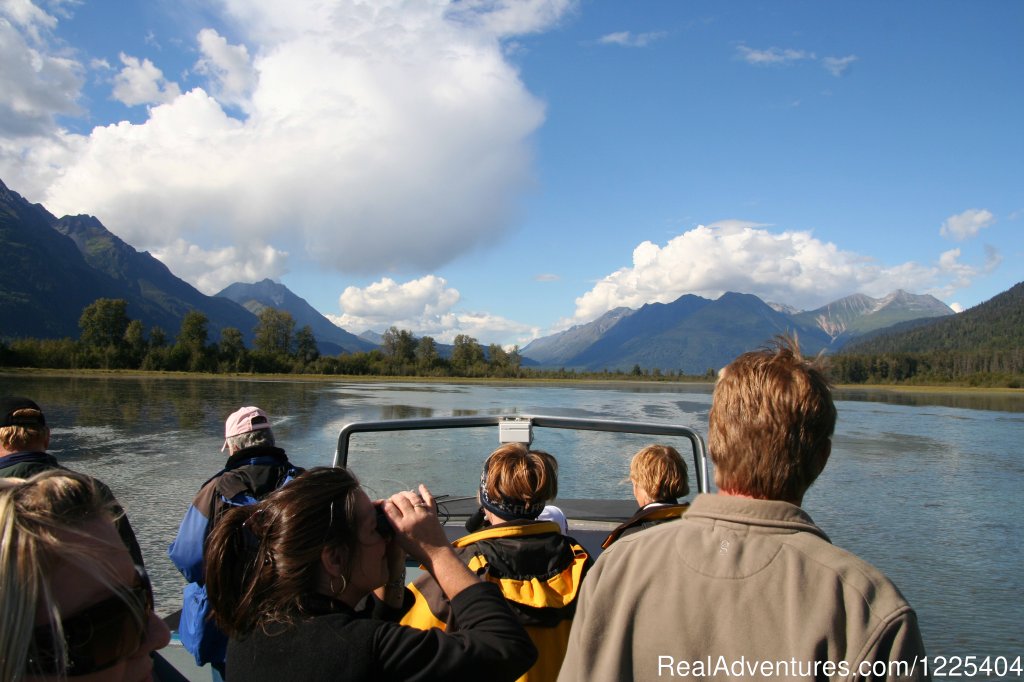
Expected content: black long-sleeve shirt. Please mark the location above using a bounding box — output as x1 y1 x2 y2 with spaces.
227 582 537 681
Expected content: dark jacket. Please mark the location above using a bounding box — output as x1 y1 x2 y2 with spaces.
600 502 689 549
168 446 302 583
402 521 592 682
0 450 63 478
228 582 537 682
0 451 145 567
167 445 302 667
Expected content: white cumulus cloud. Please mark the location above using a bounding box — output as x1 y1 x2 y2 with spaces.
339 275 461 322
329 275 537 345
2 0 562 291
940 208 995 240
0 0 57 42
151 238 289 295
0 13 83 138
111 53 182 106
568 222 991 325
194 28 256 112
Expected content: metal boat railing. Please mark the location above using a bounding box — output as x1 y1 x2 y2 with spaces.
334 414 711 494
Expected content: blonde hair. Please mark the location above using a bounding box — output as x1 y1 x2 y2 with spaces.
708 335 836 502
0 408 49 452
0 470 119 681
483 443 558 507
630 445 689 502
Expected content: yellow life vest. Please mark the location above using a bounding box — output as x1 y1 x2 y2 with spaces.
401 521 592 682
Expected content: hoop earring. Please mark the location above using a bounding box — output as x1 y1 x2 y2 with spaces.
330 574 348 595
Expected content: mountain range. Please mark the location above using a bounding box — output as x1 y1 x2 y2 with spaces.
1 179 259 343
2 176 958 371
519 290 953 373
841 281 1024 355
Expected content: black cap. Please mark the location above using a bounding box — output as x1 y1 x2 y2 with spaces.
1 397 46 428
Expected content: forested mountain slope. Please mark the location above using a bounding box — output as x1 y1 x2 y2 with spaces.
842 282 1023 354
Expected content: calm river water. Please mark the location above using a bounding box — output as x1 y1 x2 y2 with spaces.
1 375 1021 671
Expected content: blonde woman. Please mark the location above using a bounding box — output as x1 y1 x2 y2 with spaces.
0 470 170 682
601 444 689 549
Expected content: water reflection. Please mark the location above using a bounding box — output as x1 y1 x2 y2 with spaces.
834 386 1024 413
380 404 436 420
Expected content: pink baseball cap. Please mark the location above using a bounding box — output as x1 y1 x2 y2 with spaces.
222 406 271 451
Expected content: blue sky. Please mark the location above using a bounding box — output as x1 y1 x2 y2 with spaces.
2 1 1021 347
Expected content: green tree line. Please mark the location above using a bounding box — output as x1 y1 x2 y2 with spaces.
830 350 1023 388
0 298 712 382
10 298 1016 385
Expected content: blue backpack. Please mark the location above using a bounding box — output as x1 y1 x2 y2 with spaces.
177 465 300 666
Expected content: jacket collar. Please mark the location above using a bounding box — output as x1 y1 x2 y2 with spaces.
685 493 831 543
224 445 289 471
0 451 59 468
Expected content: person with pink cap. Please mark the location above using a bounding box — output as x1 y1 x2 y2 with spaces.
168 406 304 680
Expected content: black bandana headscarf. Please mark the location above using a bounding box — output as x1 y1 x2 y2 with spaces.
477 460 545 521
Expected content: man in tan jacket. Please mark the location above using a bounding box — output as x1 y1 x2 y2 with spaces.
558 337 928 681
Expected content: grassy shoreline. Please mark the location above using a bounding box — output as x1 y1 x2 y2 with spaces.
2 366 1022 395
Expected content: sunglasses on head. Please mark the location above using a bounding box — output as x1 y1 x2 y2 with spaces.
27 565 154 677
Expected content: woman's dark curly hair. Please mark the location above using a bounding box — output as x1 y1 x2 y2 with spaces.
204 466 363 636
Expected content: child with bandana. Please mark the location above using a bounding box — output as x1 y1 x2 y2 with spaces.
401 443 593 682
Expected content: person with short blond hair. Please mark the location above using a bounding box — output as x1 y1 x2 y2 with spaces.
559 336 928 682
403 443 593 681
0 396 145 568
601 444 690 549
0 403 49 457
0 470 170 681
630 444 688 505
0 397 53 477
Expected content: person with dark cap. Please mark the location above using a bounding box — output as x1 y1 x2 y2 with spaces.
0 396 60 477
0 395 146 567
168 406 304 680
